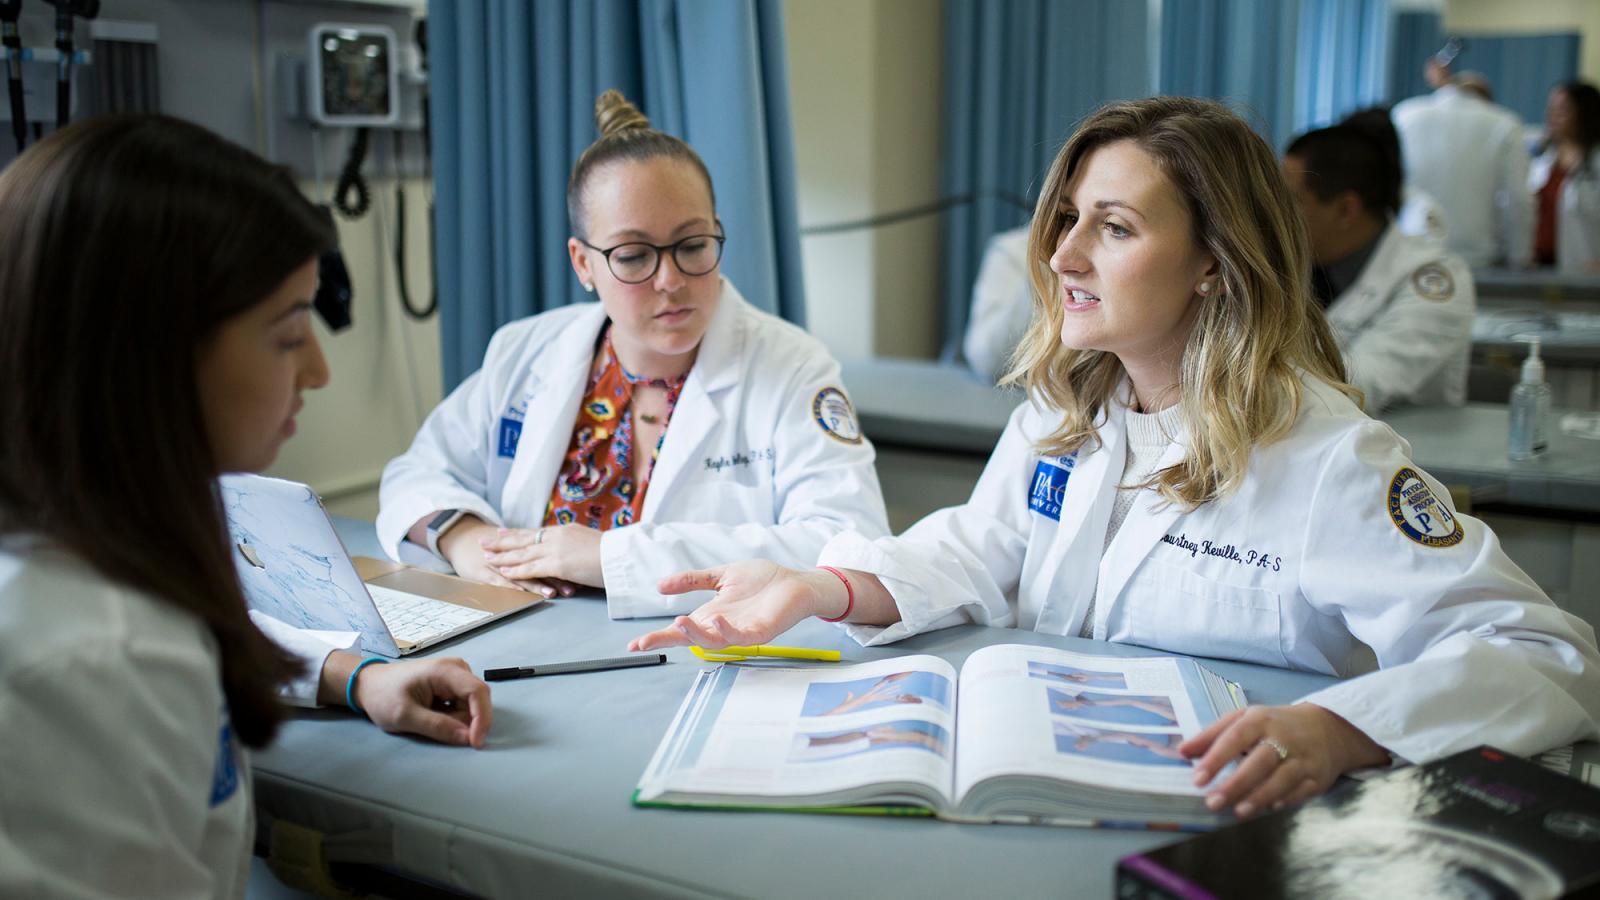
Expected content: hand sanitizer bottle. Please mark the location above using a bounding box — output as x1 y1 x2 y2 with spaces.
1508 337 1551 461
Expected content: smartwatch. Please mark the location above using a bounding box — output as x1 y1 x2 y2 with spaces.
425 509 468 558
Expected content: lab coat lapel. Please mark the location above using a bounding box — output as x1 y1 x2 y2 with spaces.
500 304 608 526
639 280 745 521
1093 435 1189 628
1032 404 1121 635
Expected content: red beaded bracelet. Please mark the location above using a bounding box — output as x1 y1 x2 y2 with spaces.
816 566 855 622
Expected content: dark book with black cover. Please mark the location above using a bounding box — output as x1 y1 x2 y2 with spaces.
1116 745 1600 900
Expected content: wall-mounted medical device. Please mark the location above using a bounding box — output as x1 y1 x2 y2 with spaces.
306 22 397 127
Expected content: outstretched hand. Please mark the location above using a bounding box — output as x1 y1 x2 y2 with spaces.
627 560 846 651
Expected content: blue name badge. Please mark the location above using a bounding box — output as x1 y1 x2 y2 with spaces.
1028 455 1075 521
497 417 524 459
210 716 238 807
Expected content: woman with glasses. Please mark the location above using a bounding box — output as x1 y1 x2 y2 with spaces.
378 91 887 617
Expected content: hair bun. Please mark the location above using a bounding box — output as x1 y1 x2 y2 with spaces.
595 89 651 137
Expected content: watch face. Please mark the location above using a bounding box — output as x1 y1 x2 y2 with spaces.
428 510 460 532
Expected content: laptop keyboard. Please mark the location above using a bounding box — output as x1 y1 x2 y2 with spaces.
367 584 492 644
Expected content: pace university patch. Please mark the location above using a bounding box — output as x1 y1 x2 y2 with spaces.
1387 467 1464 547
812 387 863 444
1028 454 1076 521
1410 263 1455 302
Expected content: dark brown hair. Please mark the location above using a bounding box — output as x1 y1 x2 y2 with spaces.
565 89 716 238
0 114 336 747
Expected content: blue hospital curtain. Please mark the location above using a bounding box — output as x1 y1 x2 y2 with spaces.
939 0 1149 359
430 0 805 390
1450 34 1582 125
1157 0 1301 148
1294 0 1391 133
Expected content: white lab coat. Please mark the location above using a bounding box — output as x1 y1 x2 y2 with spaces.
378 280 889 619
1397 186 1449 247
817 379 1600 765
1326 222 1475 412
0 540 331 899
962 226 1033 382
1528 147 1600 273
1393 86 1533 268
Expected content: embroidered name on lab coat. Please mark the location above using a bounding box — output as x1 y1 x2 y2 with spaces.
704 448 774 472
1160 532 1282 570
1028 454 1076 521
1387 467 1464 547
210 714 239 807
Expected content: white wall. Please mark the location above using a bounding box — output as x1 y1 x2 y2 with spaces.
265 176 441 521
1445 0 1600 82
786 0 944 361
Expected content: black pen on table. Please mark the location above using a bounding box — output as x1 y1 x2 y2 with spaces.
484 653 666 681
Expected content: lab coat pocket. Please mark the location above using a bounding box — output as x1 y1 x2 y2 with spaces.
1124 564 1289 669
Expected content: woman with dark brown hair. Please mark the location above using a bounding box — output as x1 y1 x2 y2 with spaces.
0 115 491 898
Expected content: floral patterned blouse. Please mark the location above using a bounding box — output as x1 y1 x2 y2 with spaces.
542 328 687 531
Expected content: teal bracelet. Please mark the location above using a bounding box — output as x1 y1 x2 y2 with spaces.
345 656 390 715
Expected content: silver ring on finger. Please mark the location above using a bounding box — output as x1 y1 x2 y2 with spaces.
535 527 546 545
1258 736 1289 763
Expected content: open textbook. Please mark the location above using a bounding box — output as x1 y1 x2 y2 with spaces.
634 644 1247 828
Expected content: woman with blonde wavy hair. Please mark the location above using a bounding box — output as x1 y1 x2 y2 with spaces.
632 97 1599 815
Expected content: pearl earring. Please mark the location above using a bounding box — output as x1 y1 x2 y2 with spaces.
1198 282 1212 295
583 282 595 293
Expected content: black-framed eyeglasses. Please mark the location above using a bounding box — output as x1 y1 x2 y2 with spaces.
579 233 727 285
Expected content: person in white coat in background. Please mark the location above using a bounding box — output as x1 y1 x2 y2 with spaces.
0 116 491 899
1283 124 1474 412
632 98 1600 819
378 91 887 619
1530 80 1600 273
1392 72 1533 268
963 224 1032 381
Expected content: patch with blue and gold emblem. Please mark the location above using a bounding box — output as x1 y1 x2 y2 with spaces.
812 387 863 444
1028 453 1077 521
1387 467 1464 547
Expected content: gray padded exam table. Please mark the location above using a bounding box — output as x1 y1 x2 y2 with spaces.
251 518 1337 899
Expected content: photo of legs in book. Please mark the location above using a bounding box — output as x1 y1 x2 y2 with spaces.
799 671 953 717
1047 688 1178 727
1052 720 1188 766
789 720 950 763
1027 661 1128 689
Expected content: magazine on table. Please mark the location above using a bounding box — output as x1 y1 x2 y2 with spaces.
634 643 1247 828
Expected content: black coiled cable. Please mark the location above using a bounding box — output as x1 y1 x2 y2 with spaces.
333 127 371 219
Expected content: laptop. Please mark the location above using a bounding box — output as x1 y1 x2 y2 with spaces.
220 474 542 657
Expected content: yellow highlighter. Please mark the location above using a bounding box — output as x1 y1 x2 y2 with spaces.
690 645 842 663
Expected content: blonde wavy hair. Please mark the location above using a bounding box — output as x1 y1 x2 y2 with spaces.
1004 96 1354 509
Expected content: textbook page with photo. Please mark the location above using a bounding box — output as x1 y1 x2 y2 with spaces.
634 644 1247 828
